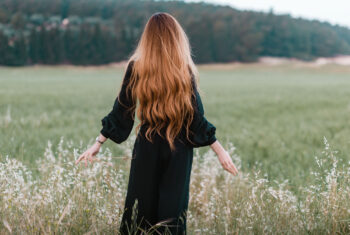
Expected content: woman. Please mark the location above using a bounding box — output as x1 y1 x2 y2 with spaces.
76 12 238 235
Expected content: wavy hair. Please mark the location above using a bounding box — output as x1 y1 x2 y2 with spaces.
124 12 199 151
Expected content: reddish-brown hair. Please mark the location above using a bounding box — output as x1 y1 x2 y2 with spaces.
126 12 199 151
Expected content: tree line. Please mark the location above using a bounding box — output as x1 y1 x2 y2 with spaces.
1 0 350 66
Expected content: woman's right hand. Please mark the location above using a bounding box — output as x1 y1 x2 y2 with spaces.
75 142 101 166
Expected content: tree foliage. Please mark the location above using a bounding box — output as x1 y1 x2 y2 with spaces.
0 0 350 65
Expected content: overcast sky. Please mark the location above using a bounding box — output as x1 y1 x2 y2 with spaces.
185 0 350 28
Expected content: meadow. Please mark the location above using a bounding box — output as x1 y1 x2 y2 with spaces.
1 63 350 233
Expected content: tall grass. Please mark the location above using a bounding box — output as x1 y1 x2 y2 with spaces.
1 65 350 187
1 136 349 234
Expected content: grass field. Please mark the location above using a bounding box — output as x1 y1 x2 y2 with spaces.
1 64 350 185
1 64 350 233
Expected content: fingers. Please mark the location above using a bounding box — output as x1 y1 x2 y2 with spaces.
227 160 237 175
87 154 99 164
75 153 86 165
222 159 239 176
226 165 237 175
231 162 239 175
87 154 93 164
218 151 239 176
222 161 231 174
75 151 98 166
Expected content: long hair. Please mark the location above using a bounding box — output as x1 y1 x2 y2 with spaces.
125 12 199 151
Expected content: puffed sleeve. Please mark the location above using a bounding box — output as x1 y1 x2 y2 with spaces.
187 76 217 147
100 61 135 144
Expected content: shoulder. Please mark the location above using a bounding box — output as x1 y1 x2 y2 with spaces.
123 60 135 80
129 60 135 67
126 60 135 72
190 70 199 96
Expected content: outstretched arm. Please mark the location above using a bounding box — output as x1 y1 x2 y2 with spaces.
76 61 135 166
210 140 238 176
189 76 238 176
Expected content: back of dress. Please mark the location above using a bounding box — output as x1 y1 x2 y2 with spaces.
100 60 217 148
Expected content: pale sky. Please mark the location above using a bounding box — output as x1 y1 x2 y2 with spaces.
185 0 350 28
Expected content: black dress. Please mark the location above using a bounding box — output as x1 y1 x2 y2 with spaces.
100 61 217 235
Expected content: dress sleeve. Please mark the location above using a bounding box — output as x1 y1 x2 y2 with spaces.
187 76 217 148
100 61 135 144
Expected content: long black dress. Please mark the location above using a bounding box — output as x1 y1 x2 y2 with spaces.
100 61 217 235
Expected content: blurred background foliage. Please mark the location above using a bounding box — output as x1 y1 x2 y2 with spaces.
1 0 350 66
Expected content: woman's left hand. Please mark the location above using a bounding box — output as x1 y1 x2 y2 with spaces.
217 150 238 176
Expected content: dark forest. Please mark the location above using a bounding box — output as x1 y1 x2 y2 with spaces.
1 0 350 65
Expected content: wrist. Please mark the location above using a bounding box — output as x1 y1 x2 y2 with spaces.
95 141 102 147
96 136 105 145
211 141 225 156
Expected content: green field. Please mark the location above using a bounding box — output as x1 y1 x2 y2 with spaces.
1 64 350 186
1 64 350 234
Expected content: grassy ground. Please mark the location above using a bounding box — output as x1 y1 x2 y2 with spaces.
1 64 350 187
1 64 350 234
